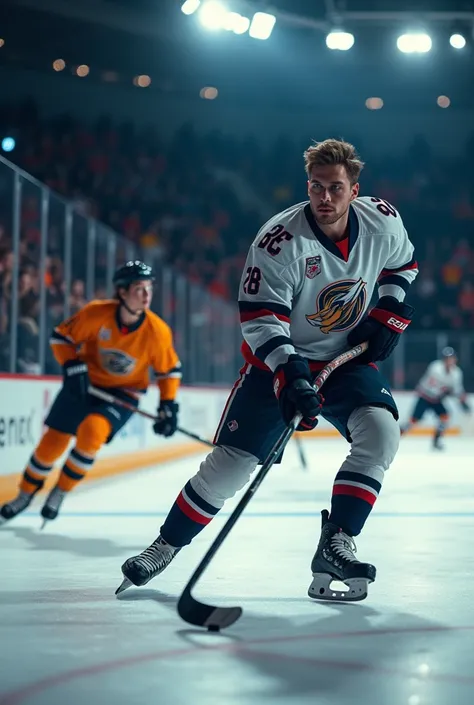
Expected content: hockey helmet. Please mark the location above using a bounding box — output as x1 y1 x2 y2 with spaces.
441 346 456 358
113 261 154 289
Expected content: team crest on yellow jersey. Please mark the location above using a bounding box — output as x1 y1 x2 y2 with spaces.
306 278 367 334
99 348 137 375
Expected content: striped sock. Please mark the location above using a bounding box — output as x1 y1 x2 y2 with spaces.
57 447 95 491
20 455 53 494
160 480 220 547
329 470 382 536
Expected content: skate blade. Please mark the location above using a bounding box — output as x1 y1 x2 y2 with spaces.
115 577 134 595
40 518 49 531
308 574 370 602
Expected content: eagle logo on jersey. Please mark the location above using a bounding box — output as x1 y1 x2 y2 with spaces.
99 348 137 376
306 278 367 334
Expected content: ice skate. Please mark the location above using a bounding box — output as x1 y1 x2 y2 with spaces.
115 535 180 595
40 486 67 528
308 510 376 602
0 491 37 525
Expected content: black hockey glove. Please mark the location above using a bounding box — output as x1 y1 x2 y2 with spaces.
153 400 179 438
62 360 89 400
347 296 414 363
273 354 324 431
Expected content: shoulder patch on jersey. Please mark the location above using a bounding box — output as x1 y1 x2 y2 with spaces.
98 326 112 341
305 255 321 279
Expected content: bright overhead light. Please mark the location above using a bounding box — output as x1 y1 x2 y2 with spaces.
249 12 276 40
326 30 355 50
437 95 451 108
450 33 466 49
223 11 250 35
181 0 200 15
198 1 228 30
2 137 15 153
397 33 432 53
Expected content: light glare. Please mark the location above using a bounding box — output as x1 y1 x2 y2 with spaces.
2 137 15 152
397 33 432 53
365 97 384 110
76 64 90 77
181 0 200 15
326 31 355 50
437 95 451 108
198 1 228 30
223 12 250 34
450 33 466 49
249 12 276 40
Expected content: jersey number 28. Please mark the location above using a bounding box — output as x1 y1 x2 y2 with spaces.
243 266 261 295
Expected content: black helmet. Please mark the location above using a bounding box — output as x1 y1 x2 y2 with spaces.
441 346 456 358
113 261 154 288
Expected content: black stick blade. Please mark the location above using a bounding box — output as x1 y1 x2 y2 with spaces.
177 588 243 630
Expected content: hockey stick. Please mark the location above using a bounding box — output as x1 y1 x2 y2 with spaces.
176 341 369 631
294 433 308 471
87 386 215 448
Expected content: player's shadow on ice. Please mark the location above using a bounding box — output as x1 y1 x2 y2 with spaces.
2 526 143 558
223 604 456 701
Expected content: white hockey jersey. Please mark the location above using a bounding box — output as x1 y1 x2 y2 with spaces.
239 197 418 372
416 360 465 403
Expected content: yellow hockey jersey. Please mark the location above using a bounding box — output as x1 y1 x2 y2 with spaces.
50 300 181 400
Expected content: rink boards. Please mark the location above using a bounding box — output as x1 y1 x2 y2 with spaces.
0 373 470 500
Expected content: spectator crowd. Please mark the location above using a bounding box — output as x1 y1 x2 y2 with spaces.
1 99 474 375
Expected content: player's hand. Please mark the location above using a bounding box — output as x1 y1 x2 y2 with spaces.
62 360 89 400
347 296 414 362
153 400 179 438
273 355 323 431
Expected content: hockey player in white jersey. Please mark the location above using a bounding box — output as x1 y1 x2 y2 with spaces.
401 347 470 449
116 139 418 601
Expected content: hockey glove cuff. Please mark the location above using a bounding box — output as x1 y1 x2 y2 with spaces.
347 296 414 362
153 400 179 438
273 354 324 431
62 360 89 400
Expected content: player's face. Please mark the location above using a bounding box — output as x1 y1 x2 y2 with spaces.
444 355 457 369
124 281 153 312
308 165 359 226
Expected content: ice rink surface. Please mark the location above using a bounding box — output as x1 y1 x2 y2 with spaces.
1 434 474 705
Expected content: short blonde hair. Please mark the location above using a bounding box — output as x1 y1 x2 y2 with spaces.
304 138 364 184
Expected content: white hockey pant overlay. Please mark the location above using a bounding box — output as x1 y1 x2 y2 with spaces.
189 445 259 509
341 404 400 489
188 405 399 510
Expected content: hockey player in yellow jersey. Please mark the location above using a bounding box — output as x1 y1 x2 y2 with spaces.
0 261 182 526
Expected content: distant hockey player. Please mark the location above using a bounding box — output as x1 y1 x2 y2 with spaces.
0 261 182 526
116 139 418 602
401 346 470 450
